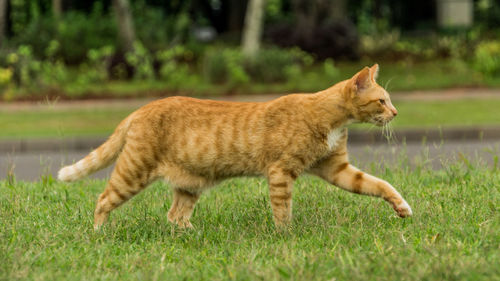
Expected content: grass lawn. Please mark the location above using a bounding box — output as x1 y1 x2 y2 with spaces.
1 160 498 280
0 107 131 139
2 99 500 139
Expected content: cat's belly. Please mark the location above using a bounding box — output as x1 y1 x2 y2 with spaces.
166 140 261 179
191 153 262 179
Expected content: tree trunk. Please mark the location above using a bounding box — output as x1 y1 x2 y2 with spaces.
112 0 136 52
0 0 7 47
52 0 62 18
242 0 265 57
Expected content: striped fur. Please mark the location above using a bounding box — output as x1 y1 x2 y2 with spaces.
58 115 132 182
58 64 412 230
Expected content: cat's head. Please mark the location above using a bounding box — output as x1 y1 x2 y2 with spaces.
345 64 397 126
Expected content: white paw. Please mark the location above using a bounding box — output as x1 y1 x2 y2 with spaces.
394 200 412 218
58 166 77 182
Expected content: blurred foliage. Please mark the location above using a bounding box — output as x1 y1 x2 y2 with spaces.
132 0 192 49
203 48 249 86
156 45 198 89
474 41 500 77
125 42 155 80
359 32 478 63
78 45 115 84
2 44 70 97
12 5 117 64
244 47 313 83
203 47 323 86
1 0 500 100
475 0 500 29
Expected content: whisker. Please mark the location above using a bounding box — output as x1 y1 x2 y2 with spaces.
384 76 395 91
383 122 398 144
391 123 399 143
381 122 396 144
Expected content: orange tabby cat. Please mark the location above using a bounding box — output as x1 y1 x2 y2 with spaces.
58 64 412 230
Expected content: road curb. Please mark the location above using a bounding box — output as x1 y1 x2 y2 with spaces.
348 127 500 144
1 127 499 153
0 137 106 153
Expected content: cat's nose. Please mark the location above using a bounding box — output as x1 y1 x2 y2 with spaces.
389 104 398 117
387 100 398 116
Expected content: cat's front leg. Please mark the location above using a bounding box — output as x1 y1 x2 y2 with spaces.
267 166 296 227
315 162 412 217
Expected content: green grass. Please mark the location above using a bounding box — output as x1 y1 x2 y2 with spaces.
0 108 131 138
2 99 500 139
391 99 500 128
1 160 499 280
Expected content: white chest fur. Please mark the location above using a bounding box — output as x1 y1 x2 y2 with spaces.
326 128 345 150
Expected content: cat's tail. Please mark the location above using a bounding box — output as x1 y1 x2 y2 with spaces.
58 115 133 182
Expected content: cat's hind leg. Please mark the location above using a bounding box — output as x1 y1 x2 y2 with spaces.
267 165 296 228
159 164 211 228
167 189 200 228
93 148 157 230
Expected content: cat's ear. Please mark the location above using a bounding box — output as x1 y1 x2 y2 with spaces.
370 63 379 81
350 66 372 93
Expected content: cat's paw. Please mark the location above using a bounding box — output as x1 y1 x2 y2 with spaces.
179 220 194 229
169 217 194 229
393 200 412 218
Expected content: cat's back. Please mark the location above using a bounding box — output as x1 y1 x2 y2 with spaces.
126 95 318 178
146 96 262 116
134 96 267 176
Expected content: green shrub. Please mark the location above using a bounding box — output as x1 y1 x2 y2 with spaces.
86 45 115 82
156 45 188 79
11 16 57 59
474 41 500 76
132 1 192 49
37 40 70 88
360 31 401 57
203 47 316 85
202 48 249 86
0 68 13 86
12 6 117 64
284 64 303 88
125 42 155 80
360 33 471 61
0 67 14 99
57 10 117 64
244 47 313 83
6 45 40 87
38 60 69 88
2 43 71 94
133 5 173 49
156 45 198 89
323 59 339 78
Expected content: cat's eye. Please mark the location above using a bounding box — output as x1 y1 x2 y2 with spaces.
379 99 386 105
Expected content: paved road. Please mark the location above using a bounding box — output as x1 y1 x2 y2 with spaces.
2 139 498 182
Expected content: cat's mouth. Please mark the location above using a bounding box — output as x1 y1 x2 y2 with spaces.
370 116 392 127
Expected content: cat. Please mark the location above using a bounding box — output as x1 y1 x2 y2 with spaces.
58 64 412 230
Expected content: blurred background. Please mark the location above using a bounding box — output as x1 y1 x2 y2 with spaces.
1 0 500 97
1 0 500 180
